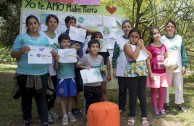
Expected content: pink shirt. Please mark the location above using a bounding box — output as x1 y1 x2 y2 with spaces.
147 44 167 73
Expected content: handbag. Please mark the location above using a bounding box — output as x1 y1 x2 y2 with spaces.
12 75 21 100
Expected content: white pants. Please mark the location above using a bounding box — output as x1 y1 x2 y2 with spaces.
165 71 184 104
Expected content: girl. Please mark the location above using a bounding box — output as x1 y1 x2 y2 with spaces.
160 20 188 112
11 15 53 126
88 31 111 101
146 27 171 117
54 34 77 126
41 14 59 123
124 29 151 126
112 20 132 112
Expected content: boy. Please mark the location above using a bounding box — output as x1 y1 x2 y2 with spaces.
61 16 94 117
77 39 104 114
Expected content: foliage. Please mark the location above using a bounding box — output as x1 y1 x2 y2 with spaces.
0 0 21 47
0 46 16 64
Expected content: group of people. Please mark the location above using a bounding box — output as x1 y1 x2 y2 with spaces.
11 13 188 126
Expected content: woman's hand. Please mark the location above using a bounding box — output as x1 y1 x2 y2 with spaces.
182 67 186 75
150 73 154 81
113 68 117 78
20 46 30 54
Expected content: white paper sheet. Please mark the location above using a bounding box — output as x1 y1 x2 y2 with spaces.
130 45 149 61
58 48 77 63
57 13 71 25
80 68 103 84
28 46 52 64
22 10 40 23
103 16 117 27
69 26 86 43
77 15 103 27
97 39 107 52
105 38 116 49
57 25 67 34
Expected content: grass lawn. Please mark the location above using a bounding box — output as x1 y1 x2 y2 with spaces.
0 64 194 126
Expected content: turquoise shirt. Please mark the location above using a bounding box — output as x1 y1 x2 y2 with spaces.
57 63 75 79
11 33 49 75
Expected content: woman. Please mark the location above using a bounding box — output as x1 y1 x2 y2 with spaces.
41 14 59 123
112 20 132 112
160 19 188 112
11 15 54 126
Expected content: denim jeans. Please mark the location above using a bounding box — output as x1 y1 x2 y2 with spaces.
17 74 48 124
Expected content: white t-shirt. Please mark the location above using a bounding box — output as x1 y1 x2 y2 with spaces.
41 31 59 76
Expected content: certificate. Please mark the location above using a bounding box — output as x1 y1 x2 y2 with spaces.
69 26 86 43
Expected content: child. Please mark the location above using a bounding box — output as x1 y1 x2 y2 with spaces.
77 39 104 115
89 31 111 101
124 29 151 126
146 27 171 117
11 15 52 126
160 20 188 112
54 34 77 126
61 16 94 117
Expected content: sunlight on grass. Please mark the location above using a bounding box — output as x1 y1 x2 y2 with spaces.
0 64 16 73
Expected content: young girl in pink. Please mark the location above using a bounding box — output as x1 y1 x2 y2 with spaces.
146 27 171 117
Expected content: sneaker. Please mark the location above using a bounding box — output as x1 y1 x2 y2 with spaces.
68 113 76 122
72 108 83 118
49 111 59 119
177 106 188 112
159 108 166 116
23 120 31 126
48 113 53 124
153 108 160 118
62 115 68 125
164 105 170 113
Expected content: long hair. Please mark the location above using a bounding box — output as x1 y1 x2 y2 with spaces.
147 26 160 46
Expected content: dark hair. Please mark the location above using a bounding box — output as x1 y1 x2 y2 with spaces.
165 19 176 29
128 28 141 38
26 15 39 33
148 26 160 45
122 20 132 29
91 31 103 39
45 14 59 25
65 15 76 24
58 34 70 43
88 39 100 49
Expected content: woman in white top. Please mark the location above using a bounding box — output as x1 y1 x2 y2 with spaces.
41 14 59 123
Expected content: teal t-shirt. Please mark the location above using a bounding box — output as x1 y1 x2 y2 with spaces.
57 63 75 79
11 33 49 75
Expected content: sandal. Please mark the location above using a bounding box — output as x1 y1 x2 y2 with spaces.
142 117 149 126
128 117 135 126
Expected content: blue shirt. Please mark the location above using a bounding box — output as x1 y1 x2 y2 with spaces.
11 33 49 75
61 30 85 58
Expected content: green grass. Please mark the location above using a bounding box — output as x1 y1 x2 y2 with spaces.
0 65 194 126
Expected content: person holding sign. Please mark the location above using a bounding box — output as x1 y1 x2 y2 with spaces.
11 15 54 126
124 29 151 126
41 14 59 123
61 15 94 117
160 20 188 112
112 20 132 113
77 39 104 120
146 27 171 117
54 34 77 126
90 32 111 101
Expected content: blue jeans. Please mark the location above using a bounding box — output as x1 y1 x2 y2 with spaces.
17 74 48 124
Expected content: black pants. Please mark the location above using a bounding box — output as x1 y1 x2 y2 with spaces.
75 68 83 92
84 86 102 113
46 75 57 110
17 74 48 124
118 77 128 110
126 76 147 117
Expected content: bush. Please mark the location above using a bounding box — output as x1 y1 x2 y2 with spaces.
0 46 16 64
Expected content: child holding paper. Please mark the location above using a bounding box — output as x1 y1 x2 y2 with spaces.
146 27 171 117
77 39 104 114
54 34 77 126
61 15 95 117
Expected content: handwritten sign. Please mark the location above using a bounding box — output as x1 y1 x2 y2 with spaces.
28 46 52 64
80 68 103 84
58 48 77 63
49 0 100 5
69 26 86 43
